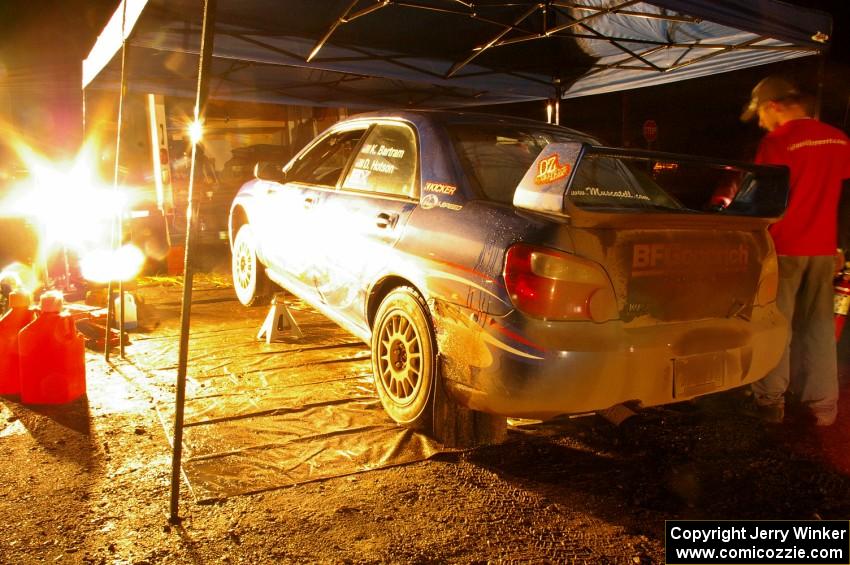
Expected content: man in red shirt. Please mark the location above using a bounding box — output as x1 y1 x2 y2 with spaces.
742 75 850 426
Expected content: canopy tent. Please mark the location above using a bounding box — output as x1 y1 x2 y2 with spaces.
80 0 834 523
83 0 833 108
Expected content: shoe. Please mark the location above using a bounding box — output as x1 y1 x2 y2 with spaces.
738 395 784 424
811 412 836 427
786 401 837 427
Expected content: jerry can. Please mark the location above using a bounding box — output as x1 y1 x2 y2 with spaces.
19 292 86 404
113 292 138 330
0 292 35 395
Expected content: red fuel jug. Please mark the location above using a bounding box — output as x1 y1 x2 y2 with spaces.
0 292 35 395
19 292 86 404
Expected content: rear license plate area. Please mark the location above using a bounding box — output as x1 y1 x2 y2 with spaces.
673 352 726 398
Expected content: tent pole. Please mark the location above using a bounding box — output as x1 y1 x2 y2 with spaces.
169 0 218 524
82 88 87 141
621 90 630 147
106 0 129 363
815 53 825 120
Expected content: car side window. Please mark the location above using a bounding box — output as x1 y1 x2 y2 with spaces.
341 124 417 198
287 128 367 187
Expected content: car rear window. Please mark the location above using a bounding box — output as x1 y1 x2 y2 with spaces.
568 149 788 217
449 123 787 218
447 123 581 204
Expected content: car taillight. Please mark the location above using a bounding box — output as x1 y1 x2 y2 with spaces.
756 252 779 306
503 243 618 322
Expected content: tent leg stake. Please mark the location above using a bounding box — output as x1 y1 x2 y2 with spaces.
169 0 218 524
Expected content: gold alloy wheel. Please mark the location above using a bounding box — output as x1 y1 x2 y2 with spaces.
234 238 253 292
377 310 423 405
232 224 268 306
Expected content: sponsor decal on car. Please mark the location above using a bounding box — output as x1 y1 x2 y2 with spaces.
534 154 571 185
570 186 650 201
424 181 458 195
420 193 463 211
421 193 439 209
631 243 749 277
514 142 582 213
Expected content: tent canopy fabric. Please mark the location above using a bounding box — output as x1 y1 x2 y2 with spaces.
83 0 832 108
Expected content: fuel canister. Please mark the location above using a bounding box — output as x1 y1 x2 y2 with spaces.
0 292 34 395
19 292 86 404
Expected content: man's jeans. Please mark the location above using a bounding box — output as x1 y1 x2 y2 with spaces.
752 255 838 425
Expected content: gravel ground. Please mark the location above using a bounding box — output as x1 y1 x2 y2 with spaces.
1 279 849 564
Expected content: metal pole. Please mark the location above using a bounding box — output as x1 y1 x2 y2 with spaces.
814 53 825 120
170 0 217 524
82 88 87 141
621 90 630 147
554 83 562 126
106 0 129 362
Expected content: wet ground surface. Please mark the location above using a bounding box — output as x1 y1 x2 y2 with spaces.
1 275 850 563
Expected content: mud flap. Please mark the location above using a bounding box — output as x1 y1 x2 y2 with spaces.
432 368 507 448
597 403 638 426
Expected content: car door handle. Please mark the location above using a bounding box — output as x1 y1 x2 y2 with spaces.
376 212 398 229
303 197 316 209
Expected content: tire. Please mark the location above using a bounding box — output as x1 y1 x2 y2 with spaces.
371 287 436 429
231 224 270 306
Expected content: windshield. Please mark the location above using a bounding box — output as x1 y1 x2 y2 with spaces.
447 123 584 204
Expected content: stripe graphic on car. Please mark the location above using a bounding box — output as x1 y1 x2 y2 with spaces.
425 270 507 303
479 332 545 360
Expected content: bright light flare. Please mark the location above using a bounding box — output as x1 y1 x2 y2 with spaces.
6 178 126 253
80 244 145 283
0 137 157 288
0 141 138 260
189 119 203 145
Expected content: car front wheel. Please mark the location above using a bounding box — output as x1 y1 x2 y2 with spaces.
231 224 269 306
372 287 436 429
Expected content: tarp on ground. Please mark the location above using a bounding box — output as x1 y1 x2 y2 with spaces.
82 0 832 108
119 283 445 501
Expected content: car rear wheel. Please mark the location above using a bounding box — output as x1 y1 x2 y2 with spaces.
231 224 270 306
372 287 436 429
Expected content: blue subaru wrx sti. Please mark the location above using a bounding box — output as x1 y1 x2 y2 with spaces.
230 110 788 436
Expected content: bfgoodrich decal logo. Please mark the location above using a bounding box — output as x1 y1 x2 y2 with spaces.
632 243 749 277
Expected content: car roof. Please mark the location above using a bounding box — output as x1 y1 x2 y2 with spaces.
343 109 600 144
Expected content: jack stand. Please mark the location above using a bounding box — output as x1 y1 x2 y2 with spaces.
257 293 302 343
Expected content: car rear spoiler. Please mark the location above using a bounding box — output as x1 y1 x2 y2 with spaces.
513 143 790 229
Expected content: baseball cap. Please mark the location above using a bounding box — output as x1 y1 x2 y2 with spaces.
740 76 801 122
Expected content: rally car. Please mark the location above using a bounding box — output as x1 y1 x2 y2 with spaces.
229 110 788 433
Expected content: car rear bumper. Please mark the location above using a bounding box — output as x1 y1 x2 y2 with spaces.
436 301 787 419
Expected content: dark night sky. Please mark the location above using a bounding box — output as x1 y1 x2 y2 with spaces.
0 0 119 156
0 0 847 158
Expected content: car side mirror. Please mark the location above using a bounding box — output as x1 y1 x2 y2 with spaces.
254 161 287 183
